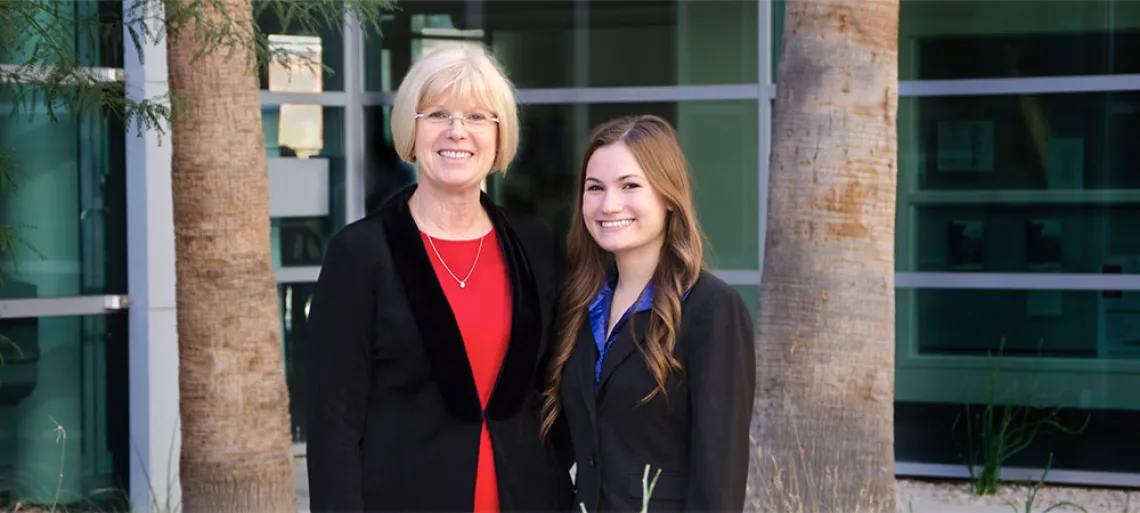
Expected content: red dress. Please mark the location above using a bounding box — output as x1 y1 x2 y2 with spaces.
421 229 511 513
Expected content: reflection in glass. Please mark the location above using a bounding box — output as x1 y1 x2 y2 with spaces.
364 0 758 90
2 0 123 68
0 89 127 299
0 314 128 509
901 288 1140 358
257 8 344 91
364 107 417 215
263 106 346 266
903 205 1140 274
896 93 1140 273
896 285 1140 474
896 401 1140 474
363 102 758 268
899 0 1140 80
490 101 759 269
279 282 316 443
267 34 325 94
900 93 1140 192
732 285 759 325
774 0 1140 81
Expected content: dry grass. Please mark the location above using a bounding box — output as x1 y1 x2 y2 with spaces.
747 433 889 513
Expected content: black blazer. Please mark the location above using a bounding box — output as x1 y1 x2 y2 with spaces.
305 185 574 512
561 271 756 512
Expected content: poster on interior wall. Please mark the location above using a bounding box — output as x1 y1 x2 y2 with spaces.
1046 137 1085 189
936 119 995 173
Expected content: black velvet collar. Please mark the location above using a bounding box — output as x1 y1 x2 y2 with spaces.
379 184 542 422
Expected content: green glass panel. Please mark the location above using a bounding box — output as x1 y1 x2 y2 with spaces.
279 282 316 443
487 101 759 270
776 1 1140 81
732 284 759 326
896 93 1140 273
899 0 1140 80
896 287 1140 474
263 106 346 268
364 0 758 91
0 314 129 509
256 8 345 91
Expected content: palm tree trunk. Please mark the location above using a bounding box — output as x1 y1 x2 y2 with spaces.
166 0 295 511
752 1 899 512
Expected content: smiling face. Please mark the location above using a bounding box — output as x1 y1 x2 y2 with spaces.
582 141 670 259
413 92 499 193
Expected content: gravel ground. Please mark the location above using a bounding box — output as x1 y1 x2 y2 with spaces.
293 457 1137 513
898 477 1137 513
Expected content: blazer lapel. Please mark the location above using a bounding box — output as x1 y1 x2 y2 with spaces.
380 185 482 421
483 196 542 420
597 311 649 395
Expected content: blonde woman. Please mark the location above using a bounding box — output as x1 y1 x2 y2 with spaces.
542 115 756 512
306 46 573 512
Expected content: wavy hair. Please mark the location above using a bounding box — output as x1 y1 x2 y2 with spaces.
540 114 706 437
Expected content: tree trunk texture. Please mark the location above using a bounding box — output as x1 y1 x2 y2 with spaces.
752 1 899 512
166 1 296 511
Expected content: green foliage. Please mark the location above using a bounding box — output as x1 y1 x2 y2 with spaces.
954 339 1091 496
0 151 40 384
1008 453 1089 513
0 0 393 389
578 465 662 513
2 0 392 134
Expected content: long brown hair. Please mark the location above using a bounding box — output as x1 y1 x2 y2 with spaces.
540 114 706 437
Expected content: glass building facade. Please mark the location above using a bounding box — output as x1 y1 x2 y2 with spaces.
0 0 130 507
3 0 1140 508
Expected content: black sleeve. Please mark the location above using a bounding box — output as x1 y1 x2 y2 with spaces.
685 287 757 512
544 225 575 473
527 219 576 481
305 229 376 512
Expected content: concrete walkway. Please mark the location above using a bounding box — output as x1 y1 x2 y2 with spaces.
294 459 309 513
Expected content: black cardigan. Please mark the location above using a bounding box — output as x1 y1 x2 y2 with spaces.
305 185 574 512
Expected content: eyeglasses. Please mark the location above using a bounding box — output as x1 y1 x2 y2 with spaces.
415 110 499 128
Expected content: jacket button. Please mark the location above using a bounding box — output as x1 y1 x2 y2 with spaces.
589 456 597 467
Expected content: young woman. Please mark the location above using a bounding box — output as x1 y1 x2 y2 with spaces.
542 115 756 512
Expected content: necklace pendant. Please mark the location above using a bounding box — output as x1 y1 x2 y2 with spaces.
459 281 466 289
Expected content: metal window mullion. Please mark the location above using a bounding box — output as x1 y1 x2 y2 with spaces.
899 73 1140 97
713 269 762 285
0 295 128 320
896 461 1140 489
365 85 764 106
758 0 773 280
261 91 350 106
895 272 1140 291
512 84 761 105
343 12 366 225
275 266 321 283
0 64 123 84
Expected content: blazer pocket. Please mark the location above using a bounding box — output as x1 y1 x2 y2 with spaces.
627 471 686 501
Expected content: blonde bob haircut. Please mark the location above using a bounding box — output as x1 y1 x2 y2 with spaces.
390 45 519 173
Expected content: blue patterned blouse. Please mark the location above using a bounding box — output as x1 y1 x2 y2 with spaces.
587 268 655 393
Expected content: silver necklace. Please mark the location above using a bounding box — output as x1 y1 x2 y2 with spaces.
425 232 485 289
